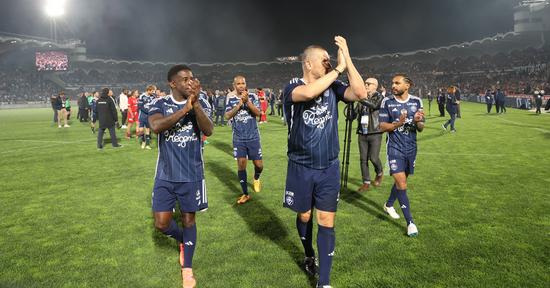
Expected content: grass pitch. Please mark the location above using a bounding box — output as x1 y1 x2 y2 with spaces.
0 102 548 287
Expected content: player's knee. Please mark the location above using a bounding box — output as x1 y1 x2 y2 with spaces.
154 219 170 232
316 212 335 228
181 213 196 228
396 182 408 190
237 159 247 169
298 211 312 223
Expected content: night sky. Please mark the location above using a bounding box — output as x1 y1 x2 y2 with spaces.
0 0 519 62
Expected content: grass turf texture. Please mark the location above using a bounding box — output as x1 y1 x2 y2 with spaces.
0 102 548 288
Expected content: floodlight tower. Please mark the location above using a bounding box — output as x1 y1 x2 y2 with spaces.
44 0 66 43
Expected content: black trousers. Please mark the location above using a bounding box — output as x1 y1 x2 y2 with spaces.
277 104 283 117
358 133 383 183
121 110 128 125
97 126 118 148
438 103 445 117
215 109 225 125
486 103 492 113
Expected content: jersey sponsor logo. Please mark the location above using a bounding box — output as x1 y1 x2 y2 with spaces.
234 109 254 123
303 101 332 129
164 121 198 148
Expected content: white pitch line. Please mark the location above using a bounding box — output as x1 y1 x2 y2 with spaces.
495 117 550 133
7 139 92 144
2 139 96 155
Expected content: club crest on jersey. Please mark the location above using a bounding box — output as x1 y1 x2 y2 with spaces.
285 191 295 206
410 106 417 113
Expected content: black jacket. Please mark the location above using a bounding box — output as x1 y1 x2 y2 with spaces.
96 95 118 129
356 92 384 135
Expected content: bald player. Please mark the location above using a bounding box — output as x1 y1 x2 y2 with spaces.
224 75 264 204
283 36 368 288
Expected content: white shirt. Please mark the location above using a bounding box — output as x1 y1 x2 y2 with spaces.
119 93 128 110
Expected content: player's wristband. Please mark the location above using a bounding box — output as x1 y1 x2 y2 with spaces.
334 68 343 76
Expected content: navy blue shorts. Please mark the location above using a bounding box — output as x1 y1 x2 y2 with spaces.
233 139 262 160
283 161 340 213
152 179 208 213
139 115 149 128
388 153 416 175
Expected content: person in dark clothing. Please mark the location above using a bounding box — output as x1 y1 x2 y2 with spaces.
485 89 493 113
442 86 458 132
545 90 550 111
96 88 122 149
534 90 543 114
355 77 384 192
213 91 227 125
427 91 433 116
50 94 59 124
78 93 89 122
455 87 462 118
276 89 284 117
437 89 445 117
496 88 506 114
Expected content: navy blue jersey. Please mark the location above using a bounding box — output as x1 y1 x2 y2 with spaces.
138 93 155 119
149 95 212 182
225 93 260 142
283 78 348 169
379 95 423 156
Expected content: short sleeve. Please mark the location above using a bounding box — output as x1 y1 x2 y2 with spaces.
199 95 212 118
225 96 235 113
283 78 303 105
148 98 163 116
378 97 391 123
331 80 349 102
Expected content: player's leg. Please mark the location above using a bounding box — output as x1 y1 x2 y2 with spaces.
145 127 152 149
152 180 183 243
284 161 316 276
384 157 404 219
314 162 340 287
234 142 250 203
393 166 417 236
177 180 208 288
237 156 249 203
249 140 263 193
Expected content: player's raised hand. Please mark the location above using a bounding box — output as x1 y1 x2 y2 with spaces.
241 90 249 104
334 36 350 59
336 49 347 73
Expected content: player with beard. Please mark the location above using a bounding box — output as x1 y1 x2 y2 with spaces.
379 73 425 237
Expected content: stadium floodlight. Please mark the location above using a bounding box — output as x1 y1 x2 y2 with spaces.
44 0 66 18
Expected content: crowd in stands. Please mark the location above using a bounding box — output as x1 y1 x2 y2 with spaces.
1 45 549 105
0 69 58 104
35 51 69 71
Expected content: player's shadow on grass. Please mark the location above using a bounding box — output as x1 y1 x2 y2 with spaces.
207 161 317 287
209 140 234 157
339 188 405 232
